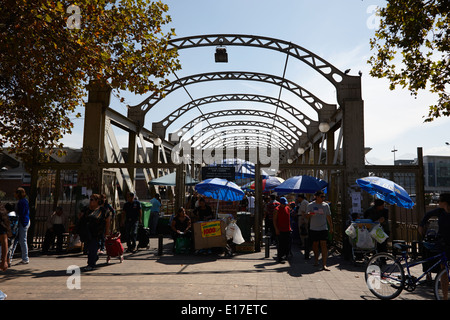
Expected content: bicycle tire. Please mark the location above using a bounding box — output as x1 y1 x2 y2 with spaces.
434 268 450 300
365 253 405 300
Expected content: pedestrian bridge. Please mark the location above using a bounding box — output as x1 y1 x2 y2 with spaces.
29 34 425 252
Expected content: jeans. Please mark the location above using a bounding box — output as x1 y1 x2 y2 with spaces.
10 221 30 263
86 237 99 267
125 220 139 251
149 211 159 235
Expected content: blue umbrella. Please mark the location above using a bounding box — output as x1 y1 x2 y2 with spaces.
195 178 245 202
195 178 245 216
356 176 415 209
274 175 328 194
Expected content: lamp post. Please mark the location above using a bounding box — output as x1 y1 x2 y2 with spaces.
391 146 398 164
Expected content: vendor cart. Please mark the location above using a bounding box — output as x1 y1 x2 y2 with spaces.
346 219 378 265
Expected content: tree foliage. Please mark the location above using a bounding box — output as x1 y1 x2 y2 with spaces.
0 0 180 164
368 0 449 122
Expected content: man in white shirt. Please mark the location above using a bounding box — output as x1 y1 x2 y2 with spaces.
296 194 310 258
247 193 255 215
307 190 333 271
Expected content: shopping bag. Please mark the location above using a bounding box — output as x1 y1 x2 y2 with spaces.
356 227 374 249
226 221 237 240
345 224 357 239
369 224 388 244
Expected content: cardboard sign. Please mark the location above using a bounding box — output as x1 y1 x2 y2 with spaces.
193 220 227 250
200 221 222 238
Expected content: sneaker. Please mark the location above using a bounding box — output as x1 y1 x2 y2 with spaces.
18 260 29 265
83 266 94 272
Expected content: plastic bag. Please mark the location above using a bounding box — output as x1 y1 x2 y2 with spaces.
232 224 245 245
370 224 388 244
345 224 357 239
356 227 374 249
226 221 237 240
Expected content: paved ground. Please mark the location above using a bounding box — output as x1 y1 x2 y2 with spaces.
0 238 435 302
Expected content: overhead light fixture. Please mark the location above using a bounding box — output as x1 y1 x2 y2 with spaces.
215 46 228 63
319 122 331 133
297 147 305 155
153 137 162 147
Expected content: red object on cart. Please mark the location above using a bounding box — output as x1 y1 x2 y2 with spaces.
105 232 124 263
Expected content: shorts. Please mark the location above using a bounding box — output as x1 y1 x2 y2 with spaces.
309 230 328 242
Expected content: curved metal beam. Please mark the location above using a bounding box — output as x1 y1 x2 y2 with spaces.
174 109 305 140
129 71 333 117
206 136 284 150
168 34 347 87
197 128 294 148
181 120 297 147
151 93 315 136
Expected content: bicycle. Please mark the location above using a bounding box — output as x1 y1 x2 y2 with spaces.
365 242 450 300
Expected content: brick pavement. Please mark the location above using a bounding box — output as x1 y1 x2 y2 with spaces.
0 238 433 302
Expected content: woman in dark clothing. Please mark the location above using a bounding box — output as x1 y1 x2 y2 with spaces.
77 194 111 271
171 207 192 252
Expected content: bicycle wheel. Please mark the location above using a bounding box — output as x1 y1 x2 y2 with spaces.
365 253 405 300
434 268 450 300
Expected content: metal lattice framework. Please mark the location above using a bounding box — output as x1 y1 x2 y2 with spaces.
176 108 304 139
168 34 346 87
182 120 297 148
128 71 336 130
195 128 294 149
151 93 316 138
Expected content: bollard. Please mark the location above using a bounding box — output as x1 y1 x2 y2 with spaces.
157 234 163 256
264 236 270 258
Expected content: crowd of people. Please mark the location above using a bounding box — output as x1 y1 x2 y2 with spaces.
2 187 450 280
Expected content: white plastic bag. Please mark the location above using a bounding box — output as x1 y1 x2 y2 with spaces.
226 221 237 240
226 220 245 244
356 227 374 249
232 225 245 245
370 224 388 244
345 224 357 239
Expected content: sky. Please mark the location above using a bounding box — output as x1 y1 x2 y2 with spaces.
62 0 450 165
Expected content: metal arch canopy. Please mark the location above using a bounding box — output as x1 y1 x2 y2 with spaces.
196 128 294 149
167 34 347 88
206 136 285 150
183 120 298 147
129 71 334 115
151 93 315 136
173 108 304 141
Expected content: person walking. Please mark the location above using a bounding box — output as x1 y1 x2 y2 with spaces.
273 197 292 264
264 194 279 245
149 193 162 235
296 194 310 259
9 188 30 265
122 192 142 253
79 194 111 271
307 190 333 271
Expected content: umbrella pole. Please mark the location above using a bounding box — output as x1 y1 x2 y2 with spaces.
216 199 219 219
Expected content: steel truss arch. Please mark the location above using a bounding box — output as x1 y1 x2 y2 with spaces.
151 93 315 137
181 120 297 147
174 109 303 142
167 34 347 87
198 128 294 149
206 136 284 150
128 71 335 122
